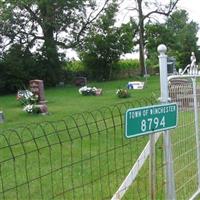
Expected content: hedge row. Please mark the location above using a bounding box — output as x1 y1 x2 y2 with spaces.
64 59 140 73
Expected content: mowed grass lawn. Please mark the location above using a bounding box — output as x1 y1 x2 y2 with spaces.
0 75 198 199
0 75 161 199
0 76 160 130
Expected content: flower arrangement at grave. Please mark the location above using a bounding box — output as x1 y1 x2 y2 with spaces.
16 90 41 114
116 88 130 98
23 104 41 114
17 90 38 105
79 86 98 96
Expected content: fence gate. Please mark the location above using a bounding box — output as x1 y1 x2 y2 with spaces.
169 76 200 200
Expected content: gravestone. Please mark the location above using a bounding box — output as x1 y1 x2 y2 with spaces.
0 111 5 123
74 77 87 86
29 80 46 104
167 57 176 74
29 80 48 113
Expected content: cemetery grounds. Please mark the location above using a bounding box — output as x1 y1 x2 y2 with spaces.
0 76 199 199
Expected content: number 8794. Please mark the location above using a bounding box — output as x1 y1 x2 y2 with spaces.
141 116 166 132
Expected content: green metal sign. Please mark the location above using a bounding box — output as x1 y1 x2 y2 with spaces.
125 103 178 138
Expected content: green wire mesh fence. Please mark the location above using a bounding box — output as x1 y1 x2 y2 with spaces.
0 89 200 200
0 98 161 200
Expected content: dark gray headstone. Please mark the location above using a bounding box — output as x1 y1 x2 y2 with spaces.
0 111 5 123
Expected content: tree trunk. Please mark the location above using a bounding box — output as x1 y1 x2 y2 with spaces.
43 32 60 85
137 0 145 76
39 3 61 85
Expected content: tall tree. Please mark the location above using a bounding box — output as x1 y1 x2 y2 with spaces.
145 10 199 68
128 0 179 75
166 9 199 66
0 0 111 84
145 9 199 68
79 1 136 80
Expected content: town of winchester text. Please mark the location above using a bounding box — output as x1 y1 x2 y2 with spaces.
128 105 176 119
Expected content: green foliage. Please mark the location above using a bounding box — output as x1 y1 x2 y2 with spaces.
0 0 96 50
0 0 110 85
167 10 199 67
79 2 136 81
63 59 140 81
145 9 199 68
0 44 64 93
62 60 86 83
133 0 179 75
115 59 140 70
0 44 36 93
116 88 130 98
65 60 85 72
145 23 172 66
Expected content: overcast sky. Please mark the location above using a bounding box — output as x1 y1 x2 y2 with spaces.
67 0 200 59
178 0 200 23
123 0 200 59
178 0 200 40
118 0 199 27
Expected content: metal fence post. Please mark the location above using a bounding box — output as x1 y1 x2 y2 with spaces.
192 77 200 187
158 44 176 200
149 134 156 200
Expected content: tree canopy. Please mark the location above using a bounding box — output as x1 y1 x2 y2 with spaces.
128 0 179 75
0 0 199 93
0 0 111 84
79 1 137 80
145 9 199 68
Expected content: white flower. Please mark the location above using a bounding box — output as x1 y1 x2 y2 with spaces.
116 89 120 95
92 87 97 91
78 86 98 96
79 86 88 94
23 104 33 113
79 86 97 94
25 90 33 99
17 90 34 99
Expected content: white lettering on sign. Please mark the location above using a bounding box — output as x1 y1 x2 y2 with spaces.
141 116 166 132
125 103 178 138
128 105 176 120
129 110 142 119
150 105 175 115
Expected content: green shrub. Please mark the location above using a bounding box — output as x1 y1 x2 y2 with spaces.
114 59 140 70
64 60 85 72
116 88 130 98
63 60 87 83
0 44 65 93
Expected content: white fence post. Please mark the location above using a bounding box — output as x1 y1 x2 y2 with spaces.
149 134 156 200
158 44 176 200
192 78 200 187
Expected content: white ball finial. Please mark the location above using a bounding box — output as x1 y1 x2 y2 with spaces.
157 44 167 55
